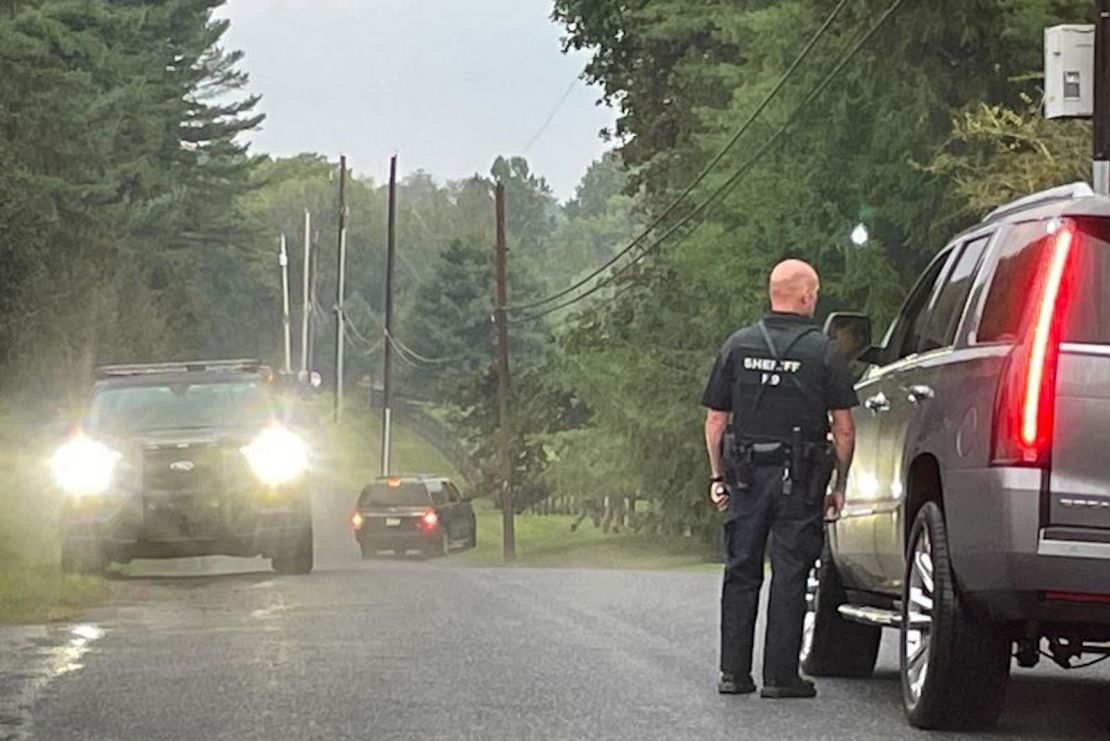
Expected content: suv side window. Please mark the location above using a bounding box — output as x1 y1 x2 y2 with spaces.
883 248 952 363
427 481 448 506
976 222 1049 344
445 483 462 503
918 235 990 352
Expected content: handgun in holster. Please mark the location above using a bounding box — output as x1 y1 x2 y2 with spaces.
722 429 753 492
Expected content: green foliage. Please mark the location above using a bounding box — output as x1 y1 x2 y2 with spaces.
547 0 1095 541
928 95 1090 219
0 0 264 394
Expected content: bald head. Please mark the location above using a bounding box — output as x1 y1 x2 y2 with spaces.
769 259 820 316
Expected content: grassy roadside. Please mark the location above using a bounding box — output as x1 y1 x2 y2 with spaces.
0 401 108 624
0 567 107 623
450 500 718 571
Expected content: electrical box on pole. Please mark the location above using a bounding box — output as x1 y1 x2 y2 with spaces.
1045 24 1095 119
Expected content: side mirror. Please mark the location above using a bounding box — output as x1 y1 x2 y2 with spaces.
858 346 884 366
823 312 873 362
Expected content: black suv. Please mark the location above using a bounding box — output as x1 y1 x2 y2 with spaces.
352 476 477 558
53 360 314 575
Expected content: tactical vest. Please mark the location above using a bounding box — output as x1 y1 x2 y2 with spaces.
728 318 830 444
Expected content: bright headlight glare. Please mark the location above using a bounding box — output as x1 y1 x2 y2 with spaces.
241 426 307 485
50 436 121 496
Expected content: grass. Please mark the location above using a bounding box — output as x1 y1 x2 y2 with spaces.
0 401 108 623
313 401 462 491
0 566 107 623
450 500 717 571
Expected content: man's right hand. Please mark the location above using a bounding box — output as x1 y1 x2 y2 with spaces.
710 482 729 512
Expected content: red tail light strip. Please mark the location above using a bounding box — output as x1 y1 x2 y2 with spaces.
1021 223 1075 449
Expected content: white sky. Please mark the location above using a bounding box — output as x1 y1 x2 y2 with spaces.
220 0 617 200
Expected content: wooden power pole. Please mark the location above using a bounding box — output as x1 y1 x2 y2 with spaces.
493 182 516 561
333 155 348 423
380 155 398 476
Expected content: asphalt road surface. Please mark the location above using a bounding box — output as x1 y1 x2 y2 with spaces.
2 527 1109 740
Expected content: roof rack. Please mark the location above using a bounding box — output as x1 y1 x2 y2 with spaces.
94 359 265 379
983 181 1096 224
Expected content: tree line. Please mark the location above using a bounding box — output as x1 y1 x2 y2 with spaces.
1 0 1097 542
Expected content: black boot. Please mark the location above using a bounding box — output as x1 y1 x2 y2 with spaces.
718 674 757 695
760 678 816 699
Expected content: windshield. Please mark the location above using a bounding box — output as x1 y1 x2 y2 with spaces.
86 382 275 434
359 483 431 508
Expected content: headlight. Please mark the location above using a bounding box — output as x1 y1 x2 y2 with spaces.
50 436 122 496
241 425 307 486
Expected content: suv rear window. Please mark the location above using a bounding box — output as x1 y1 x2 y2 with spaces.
978 218 1110 344
1064 218 1110 344
359 483 430 507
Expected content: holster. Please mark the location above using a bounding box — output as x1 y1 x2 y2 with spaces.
726 431 834 506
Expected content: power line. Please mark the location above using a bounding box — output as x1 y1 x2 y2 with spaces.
505 0 852 314
522 76 580 154
509 0 905 325
384 327 467 366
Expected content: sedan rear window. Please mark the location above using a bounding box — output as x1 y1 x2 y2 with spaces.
359 483 430 507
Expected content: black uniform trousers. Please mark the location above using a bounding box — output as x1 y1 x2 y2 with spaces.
720 463 824 684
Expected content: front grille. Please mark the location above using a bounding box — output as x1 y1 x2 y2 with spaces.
143 443 224 494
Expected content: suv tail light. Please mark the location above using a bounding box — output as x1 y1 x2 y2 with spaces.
992 220 1077 467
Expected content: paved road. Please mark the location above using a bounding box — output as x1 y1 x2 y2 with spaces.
1 534 1109 740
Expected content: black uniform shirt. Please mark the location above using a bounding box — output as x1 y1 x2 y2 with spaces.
701 312 859 443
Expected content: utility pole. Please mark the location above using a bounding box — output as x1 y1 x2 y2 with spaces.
307 226 320 376
380 155 398 476
1095 0 1110 193
493 182 515 561
334 155 348 423
279 234 292 375
299 210 312 378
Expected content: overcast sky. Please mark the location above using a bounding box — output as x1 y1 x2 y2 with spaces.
220 0 616 200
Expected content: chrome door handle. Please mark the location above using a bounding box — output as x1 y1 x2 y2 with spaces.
905 384 935 405
864 392 891 413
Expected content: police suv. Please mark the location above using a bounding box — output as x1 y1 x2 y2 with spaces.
804 184 1110 730
53 360 314 575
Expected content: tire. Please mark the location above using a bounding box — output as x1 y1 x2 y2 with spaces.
467 520 477 550
272 523 314 575
358 540 377 559
900 502 1009 730
60 538 108 576
802 544 881 678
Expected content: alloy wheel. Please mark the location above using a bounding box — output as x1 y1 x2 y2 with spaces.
800 560 820 665
903 529 935 708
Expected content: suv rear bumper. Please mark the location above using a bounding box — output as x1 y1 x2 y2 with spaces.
947 466 1110 626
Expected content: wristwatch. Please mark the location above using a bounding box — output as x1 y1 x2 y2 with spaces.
711 475 725 483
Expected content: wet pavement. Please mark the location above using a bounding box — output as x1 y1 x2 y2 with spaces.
1 496 1108 740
